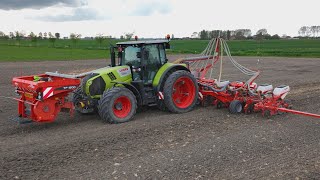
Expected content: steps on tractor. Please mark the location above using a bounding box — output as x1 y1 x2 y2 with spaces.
131 81 157 106
143 85 157 106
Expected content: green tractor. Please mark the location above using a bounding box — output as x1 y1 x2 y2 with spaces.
73 39 199 123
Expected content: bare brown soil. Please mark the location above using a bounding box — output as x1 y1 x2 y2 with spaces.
0 56 320 179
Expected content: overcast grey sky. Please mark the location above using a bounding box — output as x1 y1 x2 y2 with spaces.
0 0 319 38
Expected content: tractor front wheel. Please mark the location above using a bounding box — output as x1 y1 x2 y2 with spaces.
163 70 198 113
98 87 137 124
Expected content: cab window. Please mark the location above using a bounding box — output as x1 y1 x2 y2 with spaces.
123 46 141 67
159 44 166 65
144 44 160 64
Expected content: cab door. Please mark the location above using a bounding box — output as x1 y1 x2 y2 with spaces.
142 44 166 84
121 45 142 81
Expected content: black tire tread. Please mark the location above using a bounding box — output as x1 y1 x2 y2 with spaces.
72 87 82 103
73 87 94 114
156 69 174 111
229 100 243 114
98 87 137 124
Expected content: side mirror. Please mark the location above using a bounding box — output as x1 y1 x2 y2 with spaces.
110 47 116 67
165 43 170 49
118 52 122 58
117 52 123 66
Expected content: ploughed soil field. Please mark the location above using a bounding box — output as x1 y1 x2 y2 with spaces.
0 55 320 179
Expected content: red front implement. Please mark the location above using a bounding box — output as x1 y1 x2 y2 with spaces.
12 74 81 122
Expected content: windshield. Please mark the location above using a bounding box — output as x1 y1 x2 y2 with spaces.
123 46 141 67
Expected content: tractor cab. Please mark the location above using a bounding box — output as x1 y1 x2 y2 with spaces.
111 40 170 84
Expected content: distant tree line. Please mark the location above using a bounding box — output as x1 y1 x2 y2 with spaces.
194 29 282 40
0 30 136 48
0 31 62 47
198 29 251 40
298 26 320 37
0 31 134 44
0 31 109 48
2 26 320 46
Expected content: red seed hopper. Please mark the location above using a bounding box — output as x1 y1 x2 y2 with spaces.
12 74 81 122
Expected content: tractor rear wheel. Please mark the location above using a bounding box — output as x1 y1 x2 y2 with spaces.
98 87 137 124
229 100 243 114
163 70 198 113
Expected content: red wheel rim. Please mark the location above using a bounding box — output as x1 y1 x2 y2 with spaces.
113 96 132 118
172 77 196 108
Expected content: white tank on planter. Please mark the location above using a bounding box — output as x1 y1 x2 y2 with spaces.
257 84 273 94
250 82 258 89
215 80 230 88
273 85 290 99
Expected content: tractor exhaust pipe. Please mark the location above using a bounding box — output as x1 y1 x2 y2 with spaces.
110 46 116 67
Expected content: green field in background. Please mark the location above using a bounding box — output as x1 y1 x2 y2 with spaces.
169 39 320 57
0 39 320 61
0 46 109 61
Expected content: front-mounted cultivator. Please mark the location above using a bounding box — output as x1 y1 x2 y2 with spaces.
12 74 81 123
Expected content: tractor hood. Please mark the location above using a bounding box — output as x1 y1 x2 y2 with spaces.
82 66 133 98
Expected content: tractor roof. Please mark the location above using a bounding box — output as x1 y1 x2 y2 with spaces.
116 40 169 46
